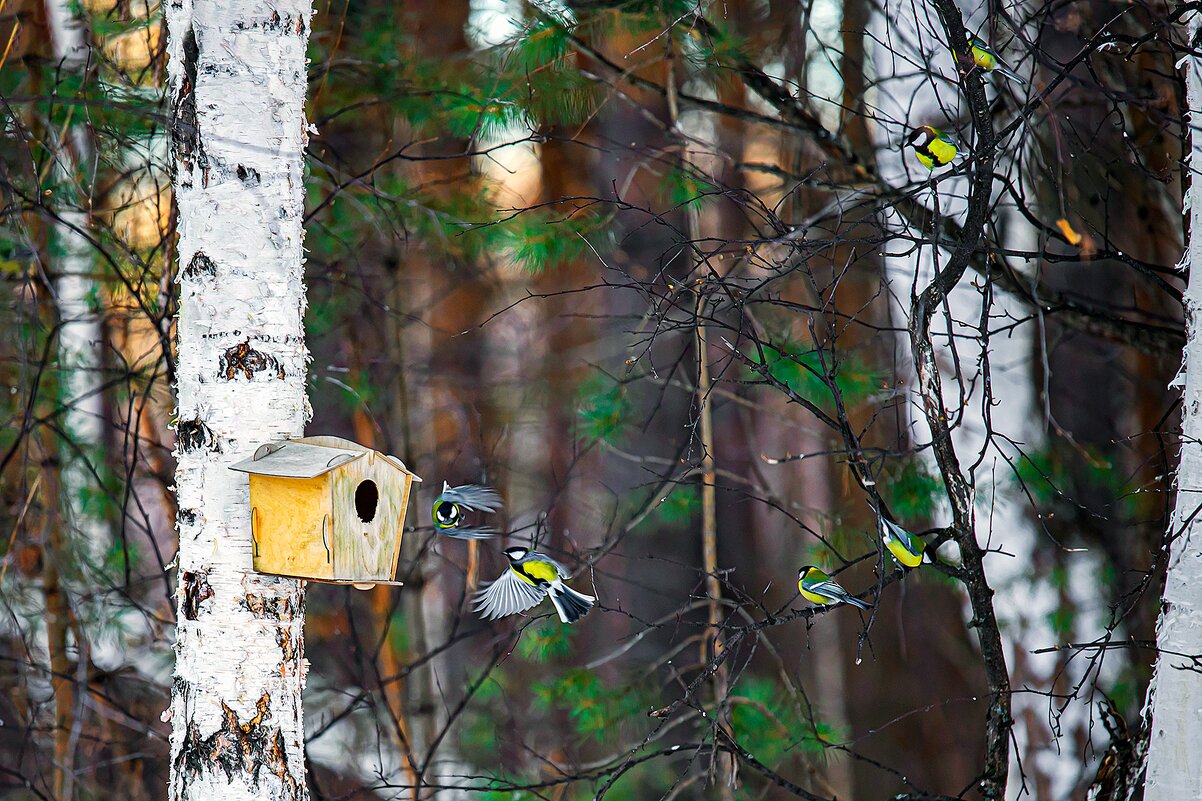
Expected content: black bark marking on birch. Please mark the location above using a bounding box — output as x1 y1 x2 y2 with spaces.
219 341 285 381
182 251 217 280
275 627 297 663
179 508 199 526
173 693 301 801
236 166 260 187
171 26 205 187
244 594 294 620
177 417 216 453
908 3 1011 799
231 11 293 33
1087 699 1146 798
181 570 213 620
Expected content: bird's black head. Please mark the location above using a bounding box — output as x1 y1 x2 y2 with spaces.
433 500 461 528
504 546 529 561
905 126 935 149
798 564 819 579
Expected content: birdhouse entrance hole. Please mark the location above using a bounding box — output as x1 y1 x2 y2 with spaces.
355 480 379 523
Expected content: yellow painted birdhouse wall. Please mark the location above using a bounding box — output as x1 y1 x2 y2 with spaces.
230 436 420 586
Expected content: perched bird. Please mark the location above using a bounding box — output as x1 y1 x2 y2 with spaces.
968 35 1026 84
797 565 871 610
906 125 957 171
474 546 596 624
878 515 934 568
431 482 502 540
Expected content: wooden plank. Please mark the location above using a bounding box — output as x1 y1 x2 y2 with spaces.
329 450 407 581
250 473 334 580
386 472 413 584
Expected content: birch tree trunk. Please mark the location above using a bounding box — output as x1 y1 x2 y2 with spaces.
46 0 105 548
1142 14 1202 799
165 2 314 800
43 6 102 798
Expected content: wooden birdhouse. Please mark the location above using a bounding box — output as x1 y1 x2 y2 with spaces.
230 436 421 587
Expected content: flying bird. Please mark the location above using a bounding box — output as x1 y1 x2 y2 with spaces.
474 546 596 624
906 125 957 171
797 565 871 610
968 35 1026 84
431 482 502 540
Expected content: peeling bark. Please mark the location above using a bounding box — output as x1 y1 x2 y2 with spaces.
1143 13 1202 800
174 691 303 801
165 1 315 800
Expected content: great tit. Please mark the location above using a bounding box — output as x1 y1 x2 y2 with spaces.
968 35 1026 84
432 482 502 540
878 515 934 568
906 125 957 171
474 546 596 624
798 565 871 610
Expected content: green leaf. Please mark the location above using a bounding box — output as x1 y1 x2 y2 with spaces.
509 15 574 71
490 208 606 273
651 483 699 527
880 459 943 521
743 339 879 412
531 668 651 743
730 677 843 764
576 374 631 443
517 618 574 662
663 164 717 210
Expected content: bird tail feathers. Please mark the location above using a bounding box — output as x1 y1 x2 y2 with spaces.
548 581 595 624
845 595 872 610
996 64 1026 84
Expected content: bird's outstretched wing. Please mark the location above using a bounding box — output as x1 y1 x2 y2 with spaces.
438 483 503 513
473 570 546 620
440 525 498 541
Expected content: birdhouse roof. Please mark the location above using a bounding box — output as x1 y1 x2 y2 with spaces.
230 441 365 478
229 437 421 480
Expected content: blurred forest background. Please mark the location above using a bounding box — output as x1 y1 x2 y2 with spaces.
0 0 1190 799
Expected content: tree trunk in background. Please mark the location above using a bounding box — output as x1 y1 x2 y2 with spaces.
870 1 1028 794
45 0 101 452
165 2 313 800
392 3 475 795
46 0 105 540
43 4 102 797
1143 15 1202 798
1033 4 1182 797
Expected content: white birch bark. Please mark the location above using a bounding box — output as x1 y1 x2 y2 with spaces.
41 9 104 795
1142 14 1202 799
165 2 314 800
46 0 105 547
871 2 1084 796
